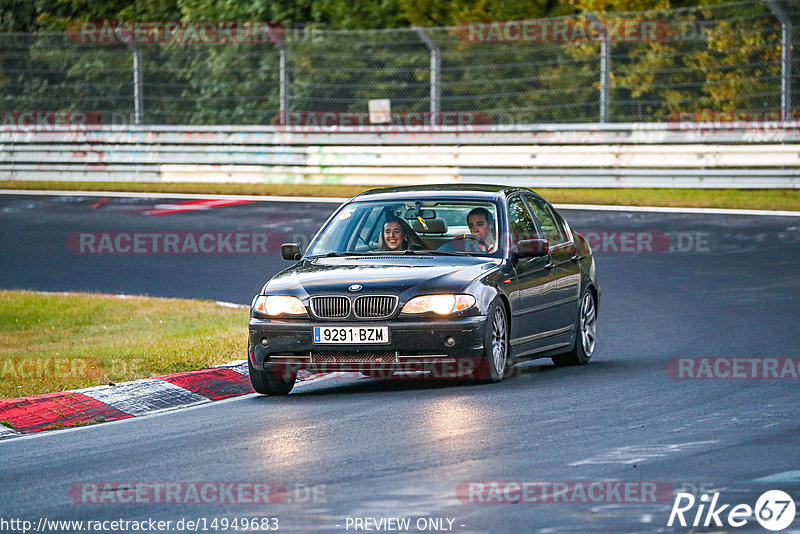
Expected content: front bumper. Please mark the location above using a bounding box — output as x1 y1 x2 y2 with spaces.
248 315 487 375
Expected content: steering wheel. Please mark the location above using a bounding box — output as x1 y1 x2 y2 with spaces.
453 233 489 251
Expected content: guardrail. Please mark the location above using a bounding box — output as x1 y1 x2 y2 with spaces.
1 123 799 188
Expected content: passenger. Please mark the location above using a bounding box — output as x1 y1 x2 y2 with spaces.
379 216 411 251
466 207 496 252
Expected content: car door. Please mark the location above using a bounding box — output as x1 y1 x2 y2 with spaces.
522 194 581 331
506 195 562 350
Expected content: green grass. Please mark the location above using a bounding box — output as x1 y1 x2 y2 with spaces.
1 181 799 211
0 290 248 399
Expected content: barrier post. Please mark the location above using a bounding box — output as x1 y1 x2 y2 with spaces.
133 46 144 125
415 27 441 125
585 12 610 123
764 0 792 120
279 41 288 126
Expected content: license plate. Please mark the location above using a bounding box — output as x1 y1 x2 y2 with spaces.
313 326 389 344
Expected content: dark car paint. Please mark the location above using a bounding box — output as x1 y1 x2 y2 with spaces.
249 185 599 373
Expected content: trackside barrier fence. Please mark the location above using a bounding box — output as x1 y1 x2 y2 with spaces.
1 124 799 188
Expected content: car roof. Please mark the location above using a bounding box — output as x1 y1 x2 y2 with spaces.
353 183 537 202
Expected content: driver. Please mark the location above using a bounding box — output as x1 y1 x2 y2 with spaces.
379 216 411 251
466 207 496 252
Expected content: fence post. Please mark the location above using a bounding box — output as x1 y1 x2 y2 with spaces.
414 27 441 125
278 41 289 126
585 12 610 122
765 0 792 120
133 46 143 125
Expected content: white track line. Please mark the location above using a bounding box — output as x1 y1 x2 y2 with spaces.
0 189 348 203
1 189 799 216
555 203 800 217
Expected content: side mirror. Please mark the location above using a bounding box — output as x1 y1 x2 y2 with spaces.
516 238 549 258
281 243 302 261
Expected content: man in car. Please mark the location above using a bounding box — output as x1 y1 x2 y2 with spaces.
466 207 496 252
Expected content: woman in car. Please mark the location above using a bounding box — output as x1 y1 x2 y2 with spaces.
379 216 412 251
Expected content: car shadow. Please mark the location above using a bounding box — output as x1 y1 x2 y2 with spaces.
279 359 620 397
288 374 482 396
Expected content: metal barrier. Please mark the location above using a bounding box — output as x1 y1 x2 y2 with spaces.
1 124 799 188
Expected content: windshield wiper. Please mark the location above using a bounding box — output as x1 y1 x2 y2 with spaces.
318 251 367 257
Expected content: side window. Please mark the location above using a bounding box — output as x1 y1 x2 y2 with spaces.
355 206 383 247
523 194 568 246
507 196 539 244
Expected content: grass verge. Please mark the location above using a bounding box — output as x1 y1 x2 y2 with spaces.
1 181 799 211
0 290 248 399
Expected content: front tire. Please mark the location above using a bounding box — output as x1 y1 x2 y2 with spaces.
553 289 596 367
471 299 509 383
249 359 297 395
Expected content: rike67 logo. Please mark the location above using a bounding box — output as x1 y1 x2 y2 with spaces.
668 490 796 531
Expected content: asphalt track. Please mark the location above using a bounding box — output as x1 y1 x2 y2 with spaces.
2 193 800 533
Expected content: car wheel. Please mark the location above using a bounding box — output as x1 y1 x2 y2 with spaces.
472 299 508 383
553 289 596 367
248 358 297 395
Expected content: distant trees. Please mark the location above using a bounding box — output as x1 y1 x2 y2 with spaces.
0 0 787 125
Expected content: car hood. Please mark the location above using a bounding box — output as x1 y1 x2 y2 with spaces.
263 255 501 297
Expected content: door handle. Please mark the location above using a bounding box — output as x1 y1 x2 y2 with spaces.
571 254 580 262
544 262 555 270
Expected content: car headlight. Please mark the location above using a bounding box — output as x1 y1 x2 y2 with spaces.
401 294 476 315
252 295 306 316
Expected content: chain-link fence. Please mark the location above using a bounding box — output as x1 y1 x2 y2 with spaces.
0 0 798 126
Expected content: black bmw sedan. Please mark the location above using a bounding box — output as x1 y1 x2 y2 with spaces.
248 184 599 395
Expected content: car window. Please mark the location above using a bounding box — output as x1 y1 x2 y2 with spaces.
507 196 539 244
523 194 568 246
306 199 502 256
355 205 384 247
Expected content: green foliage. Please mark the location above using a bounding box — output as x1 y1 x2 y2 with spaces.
0 1 792 124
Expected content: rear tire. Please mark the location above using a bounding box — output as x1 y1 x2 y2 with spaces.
553 289 596 367
249 359 297 395
471 298 509 383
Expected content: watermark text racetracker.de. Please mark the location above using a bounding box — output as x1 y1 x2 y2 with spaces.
667 357 800 379
577 230 710 253
283 230 712 254
68 21 285 44
69 481 329 505
1 356 103 381
456 481 674 503
0 111 103 131
0 516 279 533
460 18 717 43
272 110 491 132
67 232 282 255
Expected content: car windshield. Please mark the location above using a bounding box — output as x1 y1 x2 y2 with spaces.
306 199 503 257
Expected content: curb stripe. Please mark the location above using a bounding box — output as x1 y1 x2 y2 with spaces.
0 392 133 433
0 425 22 440
0 364 340 441
143 199 254 216
153 368 254 401
78 379 209 416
